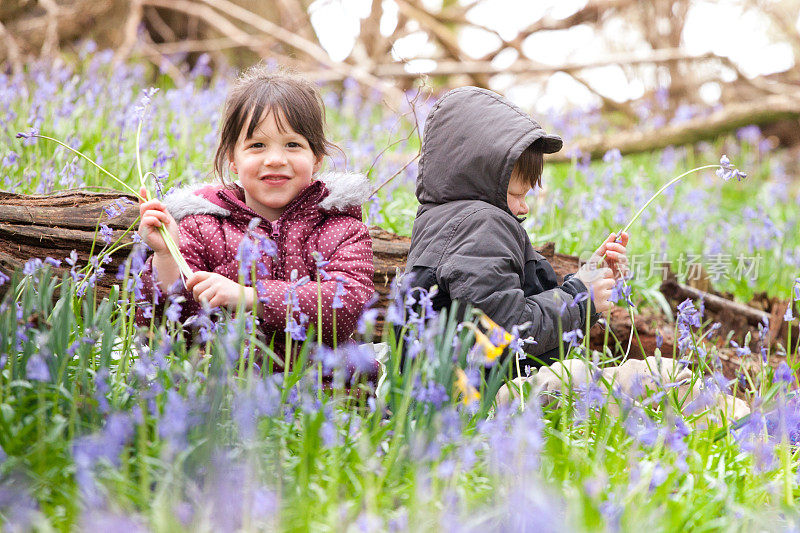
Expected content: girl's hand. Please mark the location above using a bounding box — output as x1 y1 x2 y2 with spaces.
595 232 629 279
138 187 179 257
186 271 255 310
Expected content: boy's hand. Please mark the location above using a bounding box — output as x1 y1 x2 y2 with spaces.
595 232 629 279
138 187 179 257
575 265 615 313
186 271 255 310
575 232 629 313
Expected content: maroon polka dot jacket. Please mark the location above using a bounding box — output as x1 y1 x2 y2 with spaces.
137 171 376 365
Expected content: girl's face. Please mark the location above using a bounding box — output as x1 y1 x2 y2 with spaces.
229 110 322 222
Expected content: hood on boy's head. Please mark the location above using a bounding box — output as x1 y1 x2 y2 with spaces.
416 86 562 215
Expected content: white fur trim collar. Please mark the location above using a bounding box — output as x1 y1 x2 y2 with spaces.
161 171 371 222
317 171 372 211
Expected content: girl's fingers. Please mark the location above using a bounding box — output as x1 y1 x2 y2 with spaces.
186 271 210 291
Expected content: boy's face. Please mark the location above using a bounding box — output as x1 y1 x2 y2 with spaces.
506 171 531 217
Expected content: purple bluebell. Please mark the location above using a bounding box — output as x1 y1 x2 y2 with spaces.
344 343 377 375
625 407 659 447
26 354 50 382
332 276 347 309
1 151 19 168
285 312 308 341
774 361 793 386
785 302 795 322
730 340 751 358
165 300 182 323
236 235 259 282
562 328 583 348
357 307 380 334
414 379 449 409
158 389 192 447
608 279 633 306
311 251 331 281
715 154 747 181
99 224 113 244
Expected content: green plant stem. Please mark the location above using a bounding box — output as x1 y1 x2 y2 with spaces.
31 134 140 197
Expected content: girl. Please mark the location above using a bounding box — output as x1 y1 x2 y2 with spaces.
136 64 376 368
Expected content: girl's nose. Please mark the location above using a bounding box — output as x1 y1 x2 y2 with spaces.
263 147 287 167
518 201 529 216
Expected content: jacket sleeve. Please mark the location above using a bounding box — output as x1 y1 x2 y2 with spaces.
437 212 585 358
254 219 374 345
135 215 212 327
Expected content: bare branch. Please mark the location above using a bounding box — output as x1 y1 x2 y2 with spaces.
139 34 187 85
37 0 59 58
0 20 23 74
550 92 800 162
114 0 144 65
144 5 178 42
353 48 718 79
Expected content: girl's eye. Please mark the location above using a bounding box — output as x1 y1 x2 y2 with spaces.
249 142 264 149
287 141 302 148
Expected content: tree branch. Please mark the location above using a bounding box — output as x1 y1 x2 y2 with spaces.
550 93 800 162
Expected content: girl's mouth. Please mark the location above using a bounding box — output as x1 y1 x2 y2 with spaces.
260 174 290 184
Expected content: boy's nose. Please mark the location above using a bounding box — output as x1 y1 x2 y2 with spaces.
517 201 529 216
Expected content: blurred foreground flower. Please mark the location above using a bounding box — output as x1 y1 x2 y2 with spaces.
454 368 480 405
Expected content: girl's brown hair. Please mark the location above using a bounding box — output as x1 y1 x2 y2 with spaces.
513 142 544 189
213 64 337 182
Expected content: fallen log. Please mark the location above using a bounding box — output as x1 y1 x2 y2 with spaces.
659 277 798 345
0 191 666 356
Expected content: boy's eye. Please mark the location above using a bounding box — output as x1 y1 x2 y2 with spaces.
248 142 264 149
286 141 302 148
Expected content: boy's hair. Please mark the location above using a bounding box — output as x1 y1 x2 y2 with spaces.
513 143 544 189
213 63 337 182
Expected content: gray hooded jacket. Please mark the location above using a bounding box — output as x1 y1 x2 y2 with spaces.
404 87 594 362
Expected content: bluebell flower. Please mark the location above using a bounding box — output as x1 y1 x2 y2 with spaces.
785 302 795 322
158 390 191 447
357 307 380 334
344 343 377 375
774 361 793 386
311 251 331 281
236 236 258 281
0 270 9 287
413 379 449 409
133 87 158 120
22 258 43 277
285 312 308 341
608 279 633 306
99 224 114 244
15 128 39 143
165 300 182 323
332 276 347 309
2 151 19 168
715 154 747 181
730 340 751 358
562 328 583 348
26 354 50 382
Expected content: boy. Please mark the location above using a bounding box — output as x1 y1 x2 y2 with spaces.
403 86 628 367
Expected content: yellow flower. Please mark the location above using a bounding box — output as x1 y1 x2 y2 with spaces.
478 313 513 346
462 313 512 362
454 367 480 405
